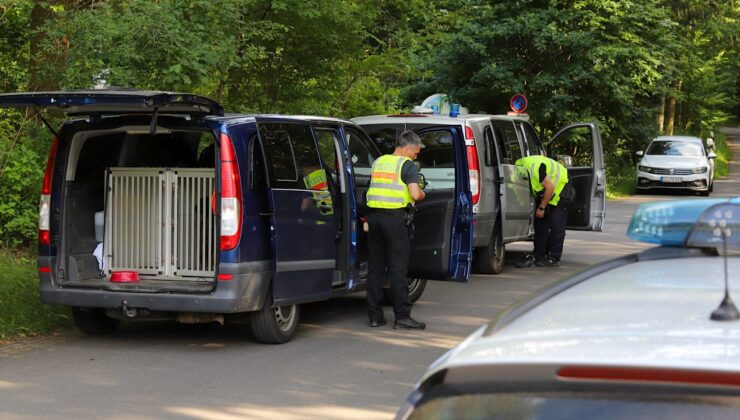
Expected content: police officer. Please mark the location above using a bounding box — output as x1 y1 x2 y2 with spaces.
515 155 572 268
366 130 426 329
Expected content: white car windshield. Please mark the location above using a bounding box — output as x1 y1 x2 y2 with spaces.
646 141 703 156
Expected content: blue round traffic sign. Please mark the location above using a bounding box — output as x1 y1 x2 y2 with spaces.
510 94 528 113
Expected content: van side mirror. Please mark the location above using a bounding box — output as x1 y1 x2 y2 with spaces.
708 152 717 159
636 151 644 157
555 154 573 168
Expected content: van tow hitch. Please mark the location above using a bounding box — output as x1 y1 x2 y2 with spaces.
121 301 138 318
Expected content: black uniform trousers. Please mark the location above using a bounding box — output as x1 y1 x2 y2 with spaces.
366 211 412 322
533 196 569 262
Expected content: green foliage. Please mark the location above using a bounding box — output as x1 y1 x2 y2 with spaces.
0 248 70 341
0 0 736 249
713 132 731 178
0 111 54 247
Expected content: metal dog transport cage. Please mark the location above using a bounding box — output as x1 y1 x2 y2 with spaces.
103 167 217 280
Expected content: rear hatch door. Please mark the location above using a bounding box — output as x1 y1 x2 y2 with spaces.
0 90 224 117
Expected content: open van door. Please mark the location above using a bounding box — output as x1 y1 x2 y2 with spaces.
547 123 606 231
408 126 473 282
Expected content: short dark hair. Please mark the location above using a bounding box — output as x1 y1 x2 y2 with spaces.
396 130 425 148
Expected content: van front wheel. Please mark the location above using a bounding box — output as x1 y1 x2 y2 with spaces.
72 307 120 335
249 292 299 344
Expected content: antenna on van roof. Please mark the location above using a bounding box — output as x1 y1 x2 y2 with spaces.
710 230 738 321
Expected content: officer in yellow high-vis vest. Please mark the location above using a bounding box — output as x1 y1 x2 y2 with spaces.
366 130 427 330
514 155 573 268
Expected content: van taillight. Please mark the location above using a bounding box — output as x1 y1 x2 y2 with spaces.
465 126 480 205
39 137 59 245
219 133 242 251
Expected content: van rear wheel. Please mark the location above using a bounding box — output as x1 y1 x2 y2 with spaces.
476 222 505 274
72 307 120 335
383 278 427 304
249 292 299 344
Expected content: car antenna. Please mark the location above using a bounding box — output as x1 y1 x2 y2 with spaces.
710 229 738 321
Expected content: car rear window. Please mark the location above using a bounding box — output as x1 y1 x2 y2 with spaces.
410 392 740 419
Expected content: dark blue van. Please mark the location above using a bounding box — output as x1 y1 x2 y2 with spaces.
0 90 473 343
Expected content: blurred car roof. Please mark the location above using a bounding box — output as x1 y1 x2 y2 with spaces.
399 198 740 419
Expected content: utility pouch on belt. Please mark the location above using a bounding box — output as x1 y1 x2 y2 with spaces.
405 204 417 239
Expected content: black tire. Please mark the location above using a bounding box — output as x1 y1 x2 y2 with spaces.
383 278 428 304
249 292 299 344
72 307 120 335
476 222 505 274
708 181 714 193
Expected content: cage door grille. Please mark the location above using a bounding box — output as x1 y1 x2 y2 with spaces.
105 168 216 279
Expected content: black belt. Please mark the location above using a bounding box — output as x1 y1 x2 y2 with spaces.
372 208 406 216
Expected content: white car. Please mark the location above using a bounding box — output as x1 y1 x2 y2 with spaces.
397 198 740 419
636 135 716 195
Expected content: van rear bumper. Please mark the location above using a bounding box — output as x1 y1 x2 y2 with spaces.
38 259 272 314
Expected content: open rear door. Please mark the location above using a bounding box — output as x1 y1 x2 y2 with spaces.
548 123 606 231
408 126 473 282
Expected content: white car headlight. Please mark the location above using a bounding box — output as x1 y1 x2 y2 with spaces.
692 167 708 174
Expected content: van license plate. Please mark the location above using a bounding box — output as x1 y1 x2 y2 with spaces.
661 176 682 183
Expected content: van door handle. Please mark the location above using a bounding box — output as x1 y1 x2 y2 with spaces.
259 211 274 217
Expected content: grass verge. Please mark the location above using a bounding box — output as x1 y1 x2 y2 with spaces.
0 248 70 342
713 132 731 178
606 163 636 199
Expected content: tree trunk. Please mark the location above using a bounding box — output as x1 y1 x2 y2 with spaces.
29 1 77 91
656 96 665 133
29 2 55 91
665 96 676 136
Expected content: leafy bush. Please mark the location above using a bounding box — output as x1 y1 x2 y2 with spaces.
0 114 53 247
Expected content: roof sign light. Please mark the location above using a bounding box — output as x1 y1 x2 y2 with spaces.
627 198 736 247
687 201 740 249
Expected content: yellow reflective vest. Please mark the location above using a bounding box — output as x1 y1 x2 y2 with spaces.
303 168 333 216
515 155 569 206
366 155 414 209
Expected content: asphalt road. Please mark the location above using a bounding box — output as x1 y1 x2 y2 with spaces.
1 130 737 420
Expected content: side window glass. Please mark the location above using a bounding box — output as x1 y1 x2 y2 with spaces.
549 126 594 167
417 130 456 190
345 126 377 176
492 120 522 164
258 122 322 189
358 124 398 154
483 125 498 166
520 122 544 156
313 128 339 174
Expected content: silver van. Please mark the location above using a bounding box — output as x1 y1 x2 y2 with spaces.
353 113 606 274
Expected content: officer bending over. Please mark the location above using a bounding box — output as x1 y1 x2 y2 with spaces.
515 155 573 268
366 130 426 330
